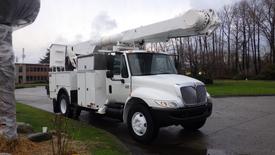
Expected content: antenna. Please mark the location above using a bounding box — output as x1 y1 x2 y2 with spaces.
22 48 26 63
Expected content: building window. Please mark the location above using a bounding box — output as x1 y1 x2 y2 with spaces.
19 76 23 83
19 66 23 72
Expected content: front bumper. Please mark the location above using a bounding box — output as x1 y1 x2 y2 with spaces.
150 102 212 127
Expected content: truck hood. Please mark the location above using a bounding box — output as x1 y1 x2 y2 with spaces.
132 74 203 87
131 74 204 105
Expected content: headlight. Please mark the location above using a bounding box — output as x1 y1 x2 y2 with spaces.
154 100 178 108
206 92 212 103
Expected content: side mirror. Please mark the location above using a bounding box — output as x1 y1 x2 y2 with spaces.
121 68 128 78
106 70 114 79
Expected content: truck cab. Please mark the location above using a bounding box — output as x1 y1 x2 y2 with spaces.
105 50 212 143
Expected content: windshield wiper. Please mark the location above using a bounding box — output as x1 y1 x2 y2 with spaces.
143 73 158 75
157 72 173 74
134 73 155 76
135 72 173 76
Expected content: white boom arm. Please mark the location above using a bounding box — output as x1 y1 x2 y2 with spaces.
88 9 220 46
50 9 220 68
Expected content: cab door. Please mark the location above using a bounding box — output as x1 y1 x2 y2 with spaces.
106 53 131 103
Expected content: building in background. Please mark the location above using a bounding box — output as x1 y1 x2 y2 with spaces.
15 63 49 84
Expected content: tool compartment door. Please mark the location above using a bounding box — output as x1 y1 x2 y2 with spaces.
49 72 56 98
77 72 86 106
85 71 96 107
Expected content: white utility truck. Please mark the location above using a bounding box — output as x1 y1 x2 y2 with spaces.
48 9 220 143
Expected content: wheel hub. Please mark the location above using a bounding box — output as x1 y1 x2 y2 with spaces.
60 99 67 114
131 112 147 136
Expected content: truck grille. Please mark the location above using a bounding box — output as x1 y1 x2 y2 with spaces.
180 85 207 105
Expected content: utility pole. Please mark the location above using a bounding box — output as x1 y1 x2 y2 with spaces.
15 56 19 63
22 48 26 63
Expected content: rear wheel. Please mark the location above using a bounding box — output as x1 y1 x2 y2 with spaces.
127 104 158 144
58 94 73 118
181 119 206 131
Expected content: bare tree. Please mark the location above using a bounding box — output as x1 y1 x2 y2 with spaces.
258 0 275 63
222 5 235 68
146 0 273 80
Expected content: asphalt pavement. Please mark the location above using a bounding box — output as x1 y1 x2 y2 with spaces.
15 87 275 155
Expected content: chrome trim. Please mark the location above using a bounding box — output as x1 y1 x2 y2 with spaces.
180 84 207 106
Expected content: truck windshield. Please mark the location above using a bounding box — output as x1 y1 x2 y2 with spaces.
127 53 177 76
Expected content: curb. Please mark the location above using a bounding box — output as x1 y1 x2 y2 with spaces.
212 94 275 98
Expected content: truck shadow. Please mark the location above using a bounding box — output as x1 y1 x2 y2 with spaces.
79 112 222 155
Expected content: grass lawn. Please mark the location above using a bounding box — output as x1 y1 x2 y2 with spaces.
16 103 129 155
206 80 275 97
16 83 47 89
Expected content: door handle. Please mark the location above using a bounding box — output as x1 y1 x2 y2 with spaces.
125 84 130 89
109 85 112 94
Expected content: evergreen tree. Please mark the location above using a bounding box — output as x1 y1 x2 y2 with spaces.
39 51 50 64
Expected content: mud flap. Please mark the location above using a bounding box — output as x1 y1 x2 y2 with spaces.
53 99 60 113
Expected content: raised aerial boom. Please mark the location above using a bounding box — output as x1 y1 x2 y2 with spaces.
87 9 220 47
50 9 220 68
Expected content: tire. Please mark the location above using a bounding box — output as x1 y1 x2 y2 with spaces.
58 94 73 118
181 119 206 131
127 104 158 144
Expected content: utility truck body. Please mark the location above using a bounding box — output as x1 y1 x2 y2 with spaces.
48 9 219 143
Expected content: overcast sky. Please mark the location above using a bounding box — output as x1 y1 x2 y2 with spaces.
13 0 240 63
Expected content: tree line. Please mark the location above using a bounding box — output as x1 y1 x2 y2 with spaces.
40 0 274 79
148 0 275 80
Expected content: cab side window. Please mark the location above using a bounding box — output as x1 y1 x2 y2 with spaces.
121 56 128 78
112 54 128 78
113 54 121 75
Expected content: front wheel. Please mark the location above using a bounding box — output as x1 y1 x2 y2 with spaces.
181 119 206 131
127 104 158 144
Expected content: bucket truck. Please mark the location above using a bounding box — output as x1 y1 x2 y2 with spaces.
48 9 220 143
